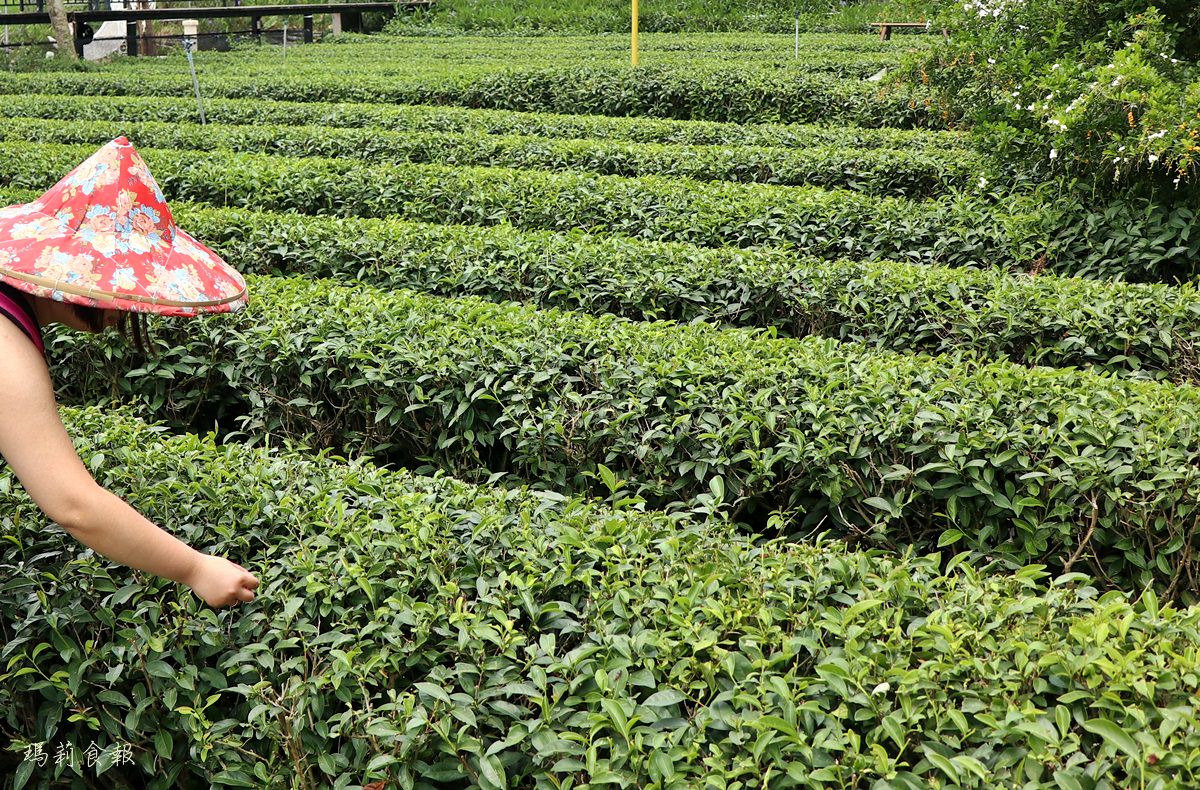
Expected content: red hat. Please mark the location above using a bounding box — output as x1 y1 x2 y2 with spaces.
0 137 246 316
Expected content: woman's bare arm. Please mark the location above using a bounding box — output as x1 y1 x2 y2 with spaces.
0 318 257 606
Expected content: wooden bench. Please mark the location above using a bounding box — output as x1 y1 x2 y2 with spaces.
869 21 941 40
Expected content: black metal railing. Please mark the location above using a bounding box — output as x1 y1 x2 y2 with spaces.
1 0 398 12
0 1 428 56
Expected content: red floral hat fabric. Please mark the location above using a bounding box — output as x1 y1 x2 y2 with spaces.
0 136 247 316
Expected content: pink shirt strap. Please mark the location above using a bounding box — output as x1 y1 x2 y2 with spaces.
0 283 45 357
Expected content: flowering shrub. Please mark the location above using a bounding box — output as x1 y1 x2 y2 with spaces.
911 1 1199 192
960 0 1027 20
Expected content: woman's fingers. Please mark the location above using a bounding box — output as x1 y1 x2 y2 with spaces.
229 561 260 590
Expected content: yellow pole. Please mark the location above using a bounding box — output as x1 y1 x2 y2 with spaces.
631 0 639 67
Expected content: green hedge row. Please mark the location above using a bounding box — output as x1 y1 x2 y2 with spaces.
6 408 1199 788
49 275 1200 595
1 185 1190 381
0 117 982 197
255 31 915 55
99 32 909 78
7 140 1197 279
0 92 966 151
0 184 1189 381
0 66 940 126
0 141 1027 271
170 203 1200 383
379 0 929 35
256 31 911 53
213 47 898 80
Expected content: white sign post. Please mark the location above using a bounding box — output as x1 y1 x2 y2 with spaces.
181 19 206 125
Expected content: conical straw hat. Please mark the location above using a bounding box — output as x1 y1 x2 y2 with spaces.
0 136 246 316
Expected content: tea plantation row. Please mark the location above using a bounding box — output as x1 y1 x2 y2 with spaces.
0 117 981 197
2 407 1199 788
285 31 916 55
99 32 916 77
45 274 1200 597
0 67 937 126
0 181 1181 385
0 92 965 150
178 203 1200 383
3 181 1193 383
5 142 1196 280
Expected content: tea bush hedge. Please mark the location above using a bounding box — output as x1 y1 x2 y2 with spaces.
0 118 982 197
2 182 1190 379
0 141 1039 272
0 65 938 125
200 30 916 56
0 92 968 151
6 142 1197 279
1 184 1196 377
173 203 1200 383
97 33 908 77
3 407 1200 788
47 275 1200 595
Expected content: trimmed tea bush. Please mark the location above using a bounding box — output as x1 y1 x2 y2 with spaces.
0 64 938 126
3 407 1200 788
5 142 1196 279
0 117 983 197
0 141 960 255
1 183 1196 376
177 203 1200 383
0 141 1038 272
0 92 969 151
47 275 1200 595
2 181 1192 377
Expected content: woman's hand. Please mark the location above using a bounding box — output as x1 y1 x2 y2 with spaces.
0 311 262 609
184 554 260 608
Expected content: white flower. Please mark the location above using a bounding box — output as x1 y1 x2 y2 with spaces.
1148 154 1159 163
1052 63 1060 70
1049 148 1058 160
988 58 996 64
978 176 988 188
